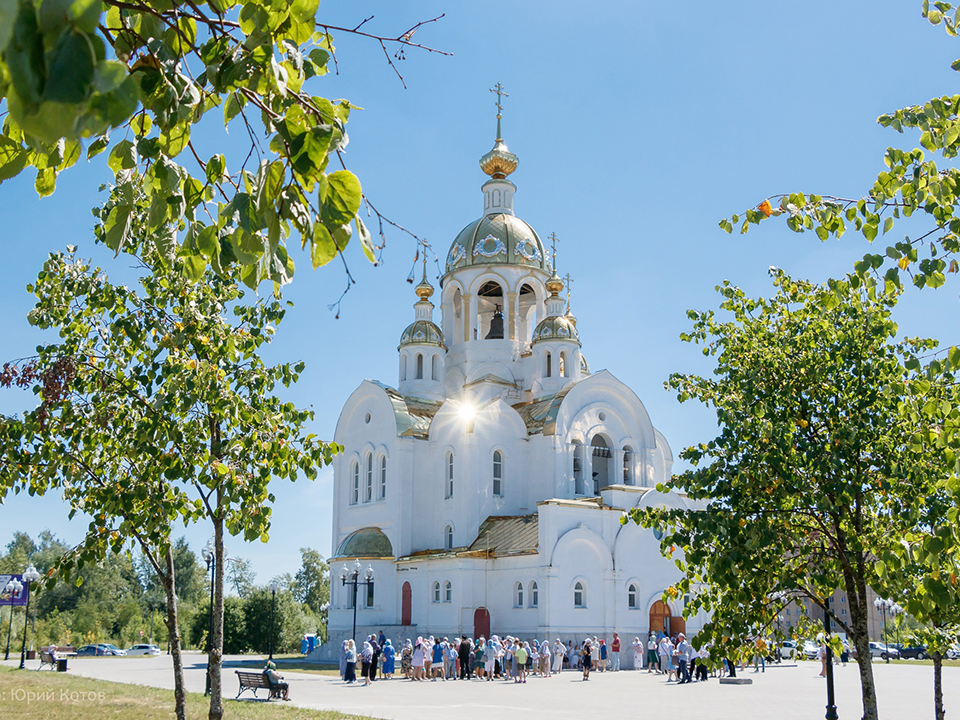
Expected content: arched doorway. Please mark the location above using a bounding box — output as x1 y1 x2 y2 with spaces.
591 435 611 493
474 607 491 640
401 582 412 626
649 600 670 636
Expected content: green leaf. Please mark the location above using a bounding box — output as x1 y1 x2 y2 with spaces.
158 123 190 158
34 166 56 197
103 203 132 251
224 92 245 129
0 0 15 54
311 222 336 268
206 154 225 184
356 215 375 263
43 27 96 104
6 1 47 109
883 216 894 234
107 139 136 172
0 136 29 181
321 170 362 225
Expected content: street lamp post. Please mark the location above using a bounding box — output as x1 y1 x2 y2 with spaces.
268 581 278 660
18 565 41 669
339 560 374 645
319 602 330 645
4 577 23 661
201 540 215 696
890 602 902 648
823 595 838 720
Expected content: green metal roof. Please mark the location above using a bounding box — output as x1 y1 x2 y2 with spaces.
467 514 539 556
336 527 394 558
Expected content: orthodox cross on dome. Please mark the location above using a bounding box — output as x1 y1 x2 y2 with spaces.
490 82 508 141
564 273 574 313
548 232 560 272
420 237 429 280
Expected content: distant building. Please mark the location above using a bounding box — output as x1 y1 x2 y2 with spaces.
320 102 704 664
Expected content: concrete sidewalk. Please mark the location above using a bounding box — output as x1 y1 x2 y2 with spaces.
5 654 958 720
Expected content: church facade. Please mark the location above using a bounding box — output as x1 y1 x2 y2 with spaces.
320 108 704 664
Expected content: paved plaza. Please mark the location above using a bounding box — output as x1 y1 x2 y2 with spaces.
4 653 958 719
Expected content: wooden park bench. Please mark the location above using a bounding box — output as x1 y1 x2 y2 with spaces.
235 670 282 700
38 650 57 670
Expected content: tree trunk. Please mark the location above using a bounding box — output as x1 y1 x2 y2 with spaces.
844 559 879 720
162 548 187 720
208 500 225 720
933 650 944 720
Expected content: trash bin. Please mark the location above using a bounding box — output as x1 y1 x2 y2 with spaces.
57 659 68 672
26 650 35 660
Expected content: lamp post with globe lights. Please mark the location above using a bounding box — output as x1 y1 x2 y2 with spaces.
18 565 41 669
874 597 903 661
340 560 374 644
4 577 23 661
201 540 216 696
269 581 278 660
319 601 330 645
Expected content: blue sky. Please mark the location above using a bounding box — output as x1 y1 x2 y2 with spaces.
1 1 958 584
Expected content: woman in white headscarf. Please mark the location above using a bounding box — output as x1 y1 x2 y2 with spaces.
361 638 374 686
540 639 551 677
632 636 643 671
553 639 565 674
412 637 425 681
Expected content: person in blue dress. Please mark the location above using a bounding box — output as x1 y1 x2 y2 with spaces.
382 639 395 679
432 638 444 680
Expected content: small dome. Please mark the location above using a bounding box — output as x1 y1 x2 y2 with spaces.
545 272 564 295
399 320 444 349
336 527 394 558
415 278 434 299
480 139 519 179
445 213 547 274
532 316 580 346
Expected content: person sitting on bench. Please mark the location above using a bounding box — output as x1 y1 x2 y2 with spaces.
263 661 290 700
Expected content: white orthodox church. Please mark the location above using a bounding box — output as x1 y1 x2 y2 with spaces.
318 101 704 665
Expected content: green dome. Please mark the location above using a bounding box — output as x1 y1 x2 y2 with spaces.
336 527 394 558
399 320 444 349
445 213 547 274
532 316 580 346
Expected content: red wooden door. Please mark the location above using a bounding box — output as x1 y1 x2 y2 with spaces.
474 607 490 640
401 582 412 626
649 600 670 635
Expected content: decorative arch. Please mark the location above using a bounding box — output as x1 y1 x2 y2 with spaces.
548 525 612 571
402 582 412 625
590 433 613 493
416 353 424 380
622 444 635 485
431 354 440 381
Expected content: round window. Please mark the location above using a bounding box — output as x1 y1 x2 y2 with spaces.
483 238 499 254
364 413 371 424
598 411 606 421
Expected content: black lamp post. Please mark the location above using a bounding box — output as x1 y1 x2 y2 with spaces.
4 577 23 661
823 594 838 720
18 565 40 669
339 560 374 644
268 581 278 660
201 540 215 697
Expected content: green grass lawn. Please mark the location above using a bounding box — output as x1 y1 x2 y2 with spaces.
0 666 371 720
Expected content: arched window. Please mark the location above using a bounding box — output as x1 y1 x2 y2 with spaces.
492 450 503 497
350 461 359 505
444 580 452 603
445 452 454 498
623 446 634 485
530 581 539 608
379 455 387 499
401 354 407 382
431 354 439 381
545 351 552 378
453 289 463 344
572 442 586 495
366 582 375 608
364 453 373 502
432 581 441 603
416 353 424 380
574 581 585 608
444 525 453 551
515 582 524 608
627 583 638 609
559 351 566 378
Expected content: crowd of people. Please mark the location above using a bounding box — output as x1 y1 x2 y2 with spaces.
333 630 730 685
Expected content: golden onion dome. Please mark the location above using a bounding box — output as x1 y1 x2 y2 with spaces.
479 140 519 179
531 315 580 346
399 320 445 349
415 277 434 299
545 272 564 296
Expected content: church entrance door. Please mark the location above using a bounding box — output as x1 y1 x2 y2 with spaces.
474 607 490 640
402 582 412 626
649 600 670 636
